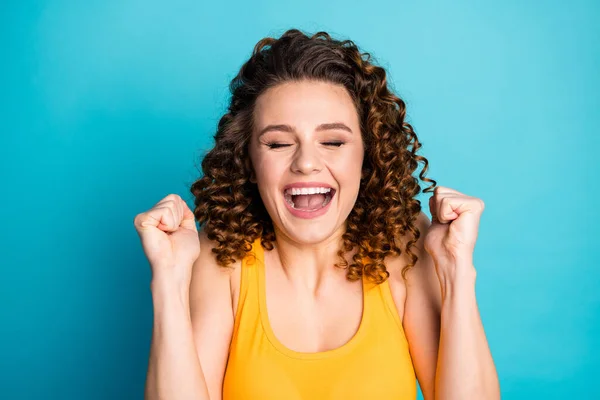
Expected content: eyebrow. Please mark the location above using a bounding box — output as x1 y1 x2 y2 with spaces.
257 122 353 137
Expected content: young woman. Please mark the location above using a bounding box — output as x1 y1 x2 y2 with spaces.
134 29 500 400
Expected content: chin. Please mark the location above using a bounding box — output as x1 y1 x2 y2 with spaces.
283 227 338 245
274 209 346 246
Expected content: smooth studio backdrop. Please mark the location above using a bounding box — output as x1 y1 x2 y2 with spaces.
1 0 599 399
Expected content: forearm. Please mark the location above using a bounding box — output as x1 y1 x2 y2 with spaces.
434 266 500 400
145 276 210 400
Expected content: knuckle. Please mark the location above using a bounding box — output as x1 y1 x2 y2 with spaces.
162 200 176 210
133 215 147 228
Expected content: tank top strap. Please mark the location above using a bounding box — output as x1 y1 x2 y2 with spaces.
360 256 405 333
232 237 262 335
377 277 404 330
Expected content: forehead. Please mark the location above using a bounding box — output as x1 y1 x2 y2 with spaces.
253 80 359 129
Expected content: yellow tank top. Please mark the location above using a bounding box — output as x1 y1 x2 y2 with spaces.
222 238 417 399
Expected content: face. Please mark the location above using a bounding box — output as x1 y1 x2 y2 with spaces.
248 80 365 245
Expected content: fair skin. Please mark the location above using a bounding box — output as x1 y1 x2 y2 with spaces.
238 79 367 352
185 80 498 400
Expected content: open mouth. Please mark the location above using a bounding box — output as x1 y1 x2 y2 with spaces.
283 188 336 212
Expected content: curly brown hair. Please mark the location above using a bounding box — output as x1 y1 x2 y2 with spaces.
190 28 436 283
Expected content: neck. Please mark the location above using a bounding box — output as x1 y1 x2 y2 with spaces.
271 224 354 295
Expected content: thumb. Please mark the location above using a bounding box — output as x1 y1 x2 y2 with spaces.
180 199 198 232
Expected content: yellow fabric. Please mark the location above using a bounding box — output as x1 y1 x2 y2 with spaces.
223 238 417 399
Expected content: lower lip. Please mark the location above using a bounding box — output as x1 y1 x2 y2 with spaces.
283 192 334 219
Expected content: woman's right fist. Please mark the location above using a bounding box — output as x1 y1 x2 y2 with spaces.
133 194 200 283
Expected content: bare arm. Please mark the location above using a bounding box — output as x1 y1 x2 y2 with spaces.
188 230 236 400
145 275 210 400
145 229 235 400
403 211 500 400
434 263 499 399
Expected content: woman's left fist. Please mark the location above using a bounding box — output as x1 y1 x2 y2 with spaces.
424 186 485 266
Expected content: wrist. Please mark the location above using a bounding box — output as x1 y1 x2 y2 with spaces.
150 272 191 302
437 262 477 302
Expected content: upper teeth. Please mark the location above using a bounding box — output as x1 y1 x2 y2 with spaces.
286 187 332 195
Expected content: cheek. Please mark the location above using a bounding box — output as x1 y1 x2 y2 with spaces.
254 155 287 182
333 152 364 181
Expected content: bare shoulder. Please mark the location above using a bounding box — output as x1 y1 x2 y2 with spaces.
190 229 240 312
189 228 242 400
401 211 441 306
385 211 440 320
193 229 241 282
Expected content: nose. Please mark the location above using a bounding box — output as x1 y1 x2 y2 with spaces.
290 142 323 175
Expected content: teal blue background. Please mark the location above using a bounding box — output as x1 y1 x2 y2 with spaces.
2 0 599 399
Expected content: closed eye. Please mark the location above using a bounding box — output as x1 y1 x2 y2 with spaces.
265 141 345 149
265 143 291 149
